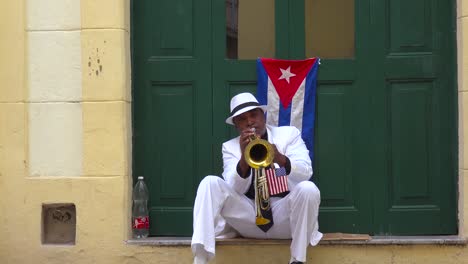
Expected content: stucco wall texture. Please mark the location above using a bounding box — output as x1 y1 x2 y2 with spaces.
0 0 467 263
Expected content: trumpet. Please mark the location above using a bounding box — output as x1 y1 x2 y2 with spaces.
244 128 274 226
243 128 274 169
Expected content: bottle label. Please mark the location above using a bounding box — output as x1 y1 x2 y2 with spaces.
133 216 149 229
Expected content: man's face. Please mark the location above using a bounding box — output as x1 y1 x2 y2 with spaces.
233 108 266 136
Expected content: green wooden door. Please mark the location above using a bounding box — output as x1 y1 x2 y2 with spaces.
132 0 213 235
132 0 457 236
369 0 457 235
286 0 457 235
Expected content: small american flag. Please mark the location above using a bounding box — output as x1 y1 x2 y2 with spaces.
266 167 289 195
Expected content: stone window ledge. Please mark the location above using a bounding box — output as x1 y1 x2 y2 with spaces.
126 235 467 246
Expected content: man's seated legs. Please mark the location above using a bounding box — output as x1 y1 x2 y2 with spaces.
219 181 321 263
285 181 321 263
192 175 250 262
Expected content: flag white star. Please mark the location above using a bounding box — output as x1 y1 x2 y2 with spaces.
278 66 296 83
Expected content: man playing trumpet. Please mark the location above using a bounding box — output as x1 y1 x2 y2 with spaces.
192 93 322 264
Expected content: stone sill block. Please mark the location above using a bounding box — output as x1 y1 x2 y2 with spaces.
126 234 468 246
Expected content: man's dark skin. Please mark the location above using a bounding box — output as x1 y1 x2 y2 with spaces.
233 108 289 178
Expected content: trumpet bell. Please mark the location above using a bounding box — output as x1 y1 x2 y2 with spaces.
244 138 274 169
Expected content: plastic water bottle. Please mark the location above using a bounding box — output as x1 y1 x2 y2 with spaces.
132 176 149 238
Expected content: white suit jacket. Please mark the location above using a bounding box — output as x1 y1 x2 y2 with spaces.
221 124 313 195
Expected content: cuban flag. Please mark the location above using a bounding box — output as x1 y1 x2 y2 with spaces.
256 58 319 161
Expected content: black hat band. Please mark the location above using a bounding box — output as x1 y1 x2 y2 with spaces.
230 102 260 116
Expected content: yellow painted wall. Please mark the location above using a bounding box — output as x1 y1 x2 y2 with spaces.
0 1 467 264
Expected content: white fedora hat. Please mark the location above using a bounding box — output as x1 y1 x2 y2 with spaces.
225 93 267 125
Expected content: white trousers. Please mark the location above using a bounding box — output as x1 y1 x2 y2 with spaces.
191 176 322 263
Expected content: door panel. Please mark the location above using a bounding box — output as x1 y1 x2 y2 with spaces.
150 0 195 56
315 81 368 232
388 0 432 53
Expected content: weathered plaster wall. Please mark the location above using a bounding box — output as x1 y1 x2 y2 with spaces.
0 0 467 263
27 0 83 177
0 0 135 262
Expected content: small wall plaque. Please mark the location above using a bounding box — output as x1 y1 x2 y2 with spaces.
42 203 76 245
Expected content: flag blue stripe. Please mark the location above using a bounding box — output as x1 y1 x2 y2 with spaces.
302 60 319 161
278 100 291 126
256 58 268 105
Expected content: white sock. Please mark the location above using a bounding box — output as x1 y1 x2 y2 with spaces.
193 254 208 264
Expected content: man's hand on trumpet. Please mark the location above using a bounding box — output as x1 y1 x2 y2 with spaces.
237 127 257 178
271 144 288 168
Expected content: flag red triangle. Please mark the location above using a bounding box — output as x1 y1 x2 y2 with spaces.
260 58 317 108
